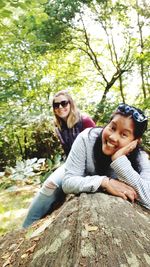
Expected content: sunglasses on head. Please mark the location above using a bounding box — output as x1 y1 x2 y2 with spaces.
53 100 70 109
117 103 147 123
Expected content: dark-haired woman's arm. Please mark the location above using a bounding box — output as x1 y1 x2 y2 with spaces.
111 152 150 210
62 129 105 194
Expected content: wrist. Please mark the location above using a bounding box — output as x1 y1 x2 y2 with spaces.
101 177 110 190
111 154 118 161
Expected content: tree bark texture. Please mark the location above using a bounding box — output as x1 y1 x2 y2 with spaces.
29 193 150 267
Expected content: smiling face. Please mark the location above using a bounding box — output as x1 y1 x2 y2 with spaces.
53 94 71 121
102 114 135 156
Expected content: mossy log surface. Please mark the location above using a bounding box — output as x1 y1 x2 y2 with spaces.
1 193 150 267
30 193 150 267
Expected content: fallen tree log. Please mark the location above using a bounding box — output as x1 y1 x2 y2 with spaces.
1 192 150 267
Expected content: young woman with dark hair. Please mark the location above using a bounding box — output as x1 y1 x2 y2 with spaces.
23 90 95 228
62 104 150 209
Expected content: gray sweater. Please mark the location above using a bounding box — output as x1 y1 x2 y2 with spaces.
62 128 150 210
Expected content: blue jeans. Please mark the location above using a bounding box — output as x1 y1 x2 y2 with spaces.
22 164 66 228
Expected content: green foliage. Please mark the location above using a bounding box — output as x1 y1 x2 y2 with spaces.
142 130 150 154
0 154 62 191
26 118 63 161
10 158 46 180
0 115 63 171
0 175 16 191
86 97 119 126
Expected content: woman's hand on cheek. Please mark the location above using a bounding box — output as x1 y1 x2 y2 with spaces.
101 178 138 203
111 139 138 161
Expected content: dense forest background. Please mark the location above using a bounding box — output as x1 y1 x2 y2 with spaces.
0 0 150 172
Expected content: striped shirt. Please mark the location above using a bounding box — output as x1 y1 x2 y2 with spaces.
63 128 150 210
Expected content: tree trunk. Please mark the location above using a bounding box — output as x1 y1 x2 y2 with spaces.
136 0 146 100
119 75 125 103
1 193 150 267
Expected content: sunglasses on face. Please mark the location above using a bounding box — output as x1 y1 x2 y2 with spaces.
117 103 147 123
53 100 70 109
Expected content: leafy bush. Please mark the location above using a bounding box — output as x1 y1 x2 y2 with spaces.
0 156 63 190
0 117 63 171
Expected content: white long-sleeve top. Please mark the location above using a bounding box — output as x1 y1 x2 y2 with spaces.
62 128 150 210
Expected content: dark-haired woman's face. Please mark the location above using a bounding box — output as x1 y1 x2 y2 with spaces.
102 114 135 156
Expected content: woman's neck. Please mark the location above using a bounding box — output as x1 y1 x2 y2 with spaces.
60 117 68 127
62 117 68 122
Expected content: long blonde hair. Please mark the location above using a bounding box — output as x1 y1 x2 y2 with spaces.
53 90 81 129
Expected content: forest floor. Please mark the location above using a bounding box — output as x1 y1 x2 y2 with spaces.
0 184 40 235
0 205 64 267
0 184 66 267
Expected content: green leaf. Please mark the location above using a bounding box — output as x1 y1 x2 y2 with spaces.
17 3 30 10
9 3 20 7
0 1 6 9
39 0 48 4
0 9 12 18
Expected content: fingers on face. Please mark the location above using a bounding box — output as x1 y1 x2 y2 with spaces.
127 139 138 153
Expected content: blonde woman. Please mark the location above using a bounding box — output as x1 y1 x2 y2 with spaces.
23 90 95 227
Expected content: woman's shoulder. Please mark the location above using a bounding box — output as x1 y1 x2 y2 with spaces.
71 127 102 152
138 149 150 163
78 127 102 140
81 114 96 128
